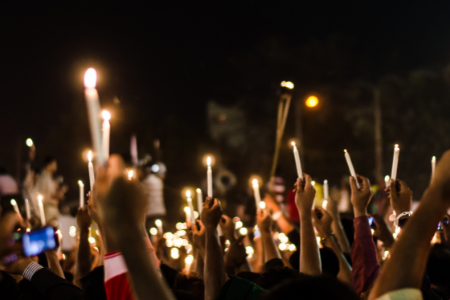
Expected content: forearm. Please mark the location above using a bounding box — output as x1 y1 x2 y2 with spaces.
204 227 227 300
370 187 447 299
324 236 352 288
195 251 204 277
299 212 321 275
332 219 351 254
261 230 281 262
116 225 175 300
275 213 295 234
74 229 92 287
45 251 65 279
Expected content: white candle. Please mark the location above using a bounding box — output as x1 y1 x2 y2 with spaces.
184 255 194 274
184 207 191 224
38 195 46 226
130 135 138 166
322 200 328 209
323 179 329 200
292 142 303 179
84 68 105 166
78 180 85 207
155 219 163 234
252 179 261 209
344 149 361 189
207 157 213 198
101 110 111 162
390 144 400 180
385 175 390 188
25 199 31 220
11 199 22 219
196 188 203 215
431 156 436 182
186 191 195 223
87 151 95 191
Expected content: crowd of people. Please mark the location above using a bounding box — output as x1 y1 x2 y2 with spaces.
1 146 450 300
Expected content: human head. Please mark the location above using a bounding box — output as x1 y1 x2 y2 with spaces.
43 156 57 173
427 243 450 287
289 247 340 277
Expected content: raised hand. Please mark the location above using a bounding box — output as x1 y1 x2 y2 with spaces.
256 209 273 233
388 179 412 215
295 174 316 215
219 215 236 242
312 207 333 238
263 193 281 213
224 235 247 268
192 220 206 255
201 197 222 229
76 205 92 231
350 174 373 217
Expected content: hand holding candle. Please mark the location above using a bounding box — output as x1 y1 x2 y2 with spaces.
344 149 360 189
292 142 303 179
390 144 400 180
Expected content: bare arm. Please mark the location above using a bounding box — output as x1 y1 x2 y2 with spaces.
45 250 65 279
264 193 295 234
74 206 92 288
257 209 281 263
328 198 351 254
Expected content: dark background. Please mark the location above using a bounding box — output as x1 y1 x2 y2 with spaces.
1 1 450 222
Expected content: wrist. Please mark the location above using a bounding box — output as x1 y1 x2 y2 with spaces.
205 225 218 231
353 209 367 218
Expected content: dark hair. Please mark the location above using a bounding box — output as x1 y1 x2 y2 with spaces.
289 247 340 277
259 267 305 290
43 156 57 167
427 243 450 286
80 266 107 300
174 273 204 300
263 276 359 300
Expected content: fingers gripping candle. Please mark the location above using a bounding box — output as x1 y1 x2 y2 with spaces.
344 150 361 189
84 68 104 166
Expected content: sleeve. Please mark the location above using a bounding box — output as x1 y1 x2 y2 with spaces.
351 216 380 294
30 268 83 300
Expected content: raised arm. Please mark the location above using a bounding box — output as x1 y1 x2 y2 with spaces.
327 197 351 254
295 174 321 276
257 209 281 263
201 197 227 300
264 193 295 234
369 151 450 299
74 206 92 287
349 174 379 295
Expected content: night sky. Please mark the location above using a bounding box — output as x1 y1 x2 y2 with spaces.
1 1 450 217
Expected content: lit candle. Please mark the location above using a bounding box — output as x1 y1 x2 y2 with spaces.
78 180 85 207
390 144 400 180
155 219 163 234
184 207 191 224
196 188 203 215
207 157 213 198
252 179 261 209
87 151 95 191
431 156 436 182
322 200 328 209
259 201 266 209
184 255 194 274
38 195 46 226
292 142 303 179
128 170 134 180
323 179 329 200
11 199 22 219
84 68 104 166
385 175 390 188
344 149 360 189
186 191 195 223
25 199 31 220
130 135 138 166
101 110 111 162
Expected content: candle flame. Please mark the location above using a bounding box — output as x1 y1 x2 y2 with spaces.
155 219 162 226
185 255 194 264
88 151 93 162
186 190 191 198
128 170 134 180
26 138 33 147
38 195 43 202
102 110 111 121
322 200 328 209
184 207 190 213
84 68 97 88
259 201 266 209
280 81 294 89
344 149 347 153
78 180 84 186
252 179 259 187
311 181 315 186
196 188 201 193
385 175 390 181
394 144 399 149
432 156 436 162
207 156 211 167
11 199 16 206
291 141 296 146
25 199 28 203
324 179 328 184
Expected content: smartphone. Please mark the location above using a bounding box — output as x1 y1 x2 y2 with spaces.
438 219 449 231
21 227 57 257
368 216 377 229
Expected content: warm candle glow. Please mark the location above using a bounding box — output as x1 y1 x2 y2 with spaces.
395 144 399 149
185 255 194 264
102 110 111 121
88 151 93 162
84 68 97 88
11 199 16 206
196 188 201 193
184 207 190 213
305 96 319 107
186 190 191 198
280 81 294 89
259 201 266 209
252 179 259 187
385 175 390 182
128 170 134 180
38 195 43 202
207 156 211 167
78 180 84 187
26 138 33 147
155 219 162 227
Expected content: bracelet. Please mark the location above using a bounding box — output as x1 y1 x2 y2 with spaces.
395 211 412 226
272 211 283 221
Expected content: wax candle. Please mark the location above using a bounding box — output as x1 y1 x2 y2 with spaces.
431 156 436 182
25 199 31 220
130 135 138 166
344 150 361 189
323 179 329 200
84 68 104 166
38 195 46 226
101 110 111 162
252 179 262 209
155 219 163 234
184 255 194 274
322 200 328 209
87 151 95 191
292 142 303 179
390 144 400 180
186 191 195 223
196 188 203 215
385 175 390 188
207 157 213 198
11 199 22 219
78 181 85 207
184 207 191 224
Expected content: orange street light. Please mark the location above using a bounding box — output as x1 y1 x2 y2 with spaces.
305 96 319 108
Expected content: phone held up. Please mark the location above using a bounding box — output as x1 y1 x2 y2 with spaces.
14 226 58 257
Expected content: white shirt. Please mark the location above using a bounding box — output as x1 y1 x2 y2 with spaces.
0 174 19 196
142 174 166 216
